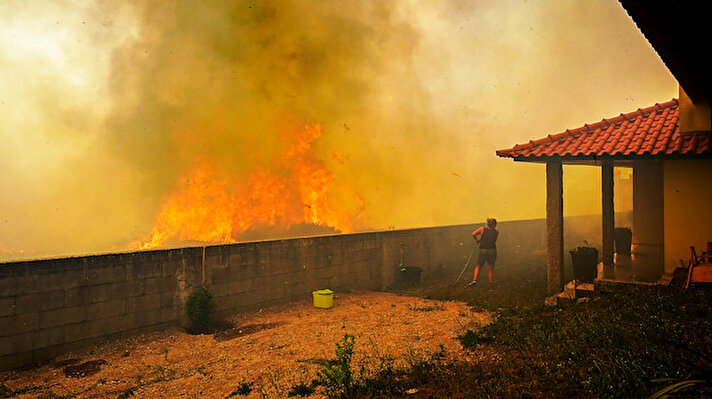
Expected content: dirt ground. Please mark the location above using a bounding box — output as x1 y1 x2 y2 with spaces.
0 291 491 398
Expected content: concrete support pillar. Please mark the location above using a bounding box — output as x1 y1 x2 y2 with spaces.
546 160 564 294
633 160 664 248
602 161 615 267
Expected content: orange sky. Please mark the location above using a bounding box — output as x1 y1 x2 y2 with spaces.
0 0 677 261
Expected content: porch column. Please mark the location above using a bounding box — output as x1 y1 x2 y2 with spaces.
602 160 614 267
546 159 564 294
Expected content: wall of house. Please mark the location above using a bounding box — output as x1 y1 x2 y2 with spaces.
679 87 711 133
632 159 665 275
1 219 552 371
663 158 712 272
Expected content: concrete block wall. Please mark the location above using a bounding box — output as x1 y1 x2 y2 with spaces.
1 219 554 370
0 250 191 370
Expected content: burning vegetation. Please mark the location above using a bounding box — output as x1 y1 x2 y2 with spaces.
136 120 364 250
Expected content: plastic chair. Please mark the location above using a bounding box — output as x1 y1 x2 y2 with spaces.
685 242 712 291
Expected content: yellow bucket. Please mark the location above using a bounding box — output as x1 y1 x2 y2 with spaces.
312 289 334 309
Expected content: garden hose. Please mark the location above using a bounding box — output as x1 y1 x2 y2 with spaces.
454 243 477 285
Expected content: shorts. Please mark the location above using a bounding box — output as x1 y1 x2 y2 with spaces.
477 248 497 265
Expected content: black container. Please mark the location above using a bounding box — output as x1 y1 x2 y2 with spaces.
570 246 599 282
614 227 632 255
398 266 422 287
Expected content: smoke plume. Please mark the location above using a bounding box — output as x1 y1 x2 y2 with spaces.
1 0 676 260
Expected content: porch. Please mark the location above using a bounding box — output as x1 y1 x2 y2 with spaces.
597 248 666 283
497 100 686 293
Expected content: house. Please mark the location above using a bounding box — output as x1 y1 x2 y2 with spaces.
496 1 712 294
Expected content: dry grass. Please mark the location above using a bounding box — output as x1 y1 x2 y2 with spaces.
0 291 489 398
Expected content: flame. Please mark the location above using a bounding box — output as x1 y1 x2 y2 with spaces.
135 121 362 250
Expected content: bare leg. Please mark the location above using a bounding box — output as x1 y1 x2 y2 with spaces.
488 264 495 283
473 264 482 282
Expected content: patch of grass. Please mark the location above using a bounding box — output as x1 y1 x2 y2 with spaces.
408 254 548 311
382 254 712 397
450 286 712 397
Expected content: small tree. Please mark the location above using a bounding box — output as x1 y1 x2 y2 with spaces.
185 287 215 333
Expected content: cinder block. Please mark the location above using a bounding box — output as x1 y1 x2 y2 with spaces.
227 280 251 295
0 333 33 354
127 293 162 313
228 253 242 268
14 290 64 313
31 327 66 350
101 281 136 300
85 265 126 285
208 282 229 298
212 296 232 312
161 261 178 277
257 248 272 265
0 275 40 297
40 307 85 329
121 322 173 339
65 316 128 342
159 292 175 308
0 313 39 336
210 267 231 283
85 299 126 320
32 343 73 365
284 281 310 299
63 286 88 308
207 254 228 270
38 269 84 291
73 282 131 305
236 264 260 281
86 284 109 303
133 262 162 279
144 277 175 295
129 307 174 328
239 247 259 266
0 351 33 372
0 296 16 317
238 291 266 309
128 279 146 297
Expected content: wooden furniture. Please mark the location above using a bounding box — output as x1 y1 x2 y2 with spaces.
685 242 712 291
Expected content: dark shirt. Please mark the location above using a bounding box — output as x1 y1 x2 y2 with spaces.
473 226 498 249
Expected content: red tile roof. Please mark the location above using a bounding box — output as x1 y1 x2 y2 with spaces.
496 99 712 161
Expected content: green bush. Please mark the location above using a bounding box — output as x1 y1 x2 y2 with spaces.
185 287 215 332
315 334 356 398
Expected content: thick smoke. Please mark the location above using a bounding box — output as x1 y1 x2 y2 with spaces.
1 0 676 260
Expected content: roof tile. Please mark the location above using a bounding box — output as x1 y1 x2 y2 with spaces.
496 99 712 160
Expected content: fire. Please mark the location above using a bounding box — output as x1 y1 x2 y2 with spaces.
136 121 362 250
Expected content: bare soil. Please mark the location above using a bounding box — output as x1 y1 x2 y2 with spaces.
0 291 490 398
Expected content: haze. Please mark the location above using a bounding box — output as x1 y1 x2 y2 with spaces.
0 0 676 261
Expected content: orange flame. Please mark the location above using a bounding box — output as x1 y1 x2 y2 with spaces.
136 121 362 250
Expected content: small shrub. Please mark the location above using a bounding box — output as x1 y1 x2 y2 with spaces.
315 334 356 397
185 287 215 332
457 329 486 348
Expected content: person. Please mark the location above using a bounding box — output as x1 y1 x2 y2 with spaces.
468 218 498 286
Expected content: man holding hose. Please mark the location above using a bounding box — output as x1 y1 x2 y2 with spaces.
468 218 498 286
